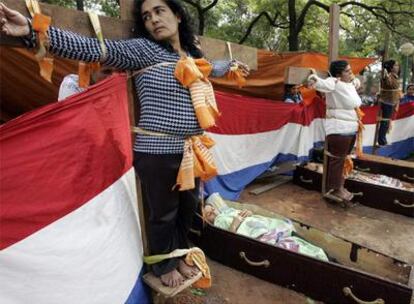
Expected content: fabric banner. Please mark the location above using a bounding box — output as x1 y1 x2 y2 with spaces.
206 92 414 199
210 50 376 100
0 74 149 304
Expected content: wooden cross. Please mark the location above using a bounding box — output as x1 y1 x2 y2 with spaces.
322 4 340 195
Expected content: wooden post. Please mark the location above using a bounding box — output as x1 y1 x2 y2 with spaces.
118 0 150 257
323 4 340 195
328 4 340 64
120 0 136 21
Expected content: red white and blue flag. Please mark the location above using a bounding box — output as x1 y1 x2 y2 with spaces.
206 92 414 199
0 74 149 304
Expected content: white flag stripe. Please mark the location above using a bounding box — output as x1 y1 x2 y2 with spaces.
0 168 143 304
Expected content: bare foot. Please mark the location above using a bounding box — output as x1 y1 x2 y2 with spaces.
160 269 184 288
178 259 200 279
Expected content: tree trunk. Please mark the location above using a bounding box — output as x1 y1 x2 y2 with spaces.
288 0 299 51
288 33 299 51
76 0 84 11
198 11 205 35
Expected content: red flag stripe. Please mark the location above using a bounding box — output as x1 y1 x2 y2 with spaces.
0 74 132 249
210 91 414 135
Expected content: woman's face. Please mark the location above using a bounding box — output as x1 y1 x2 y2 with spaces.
340 65 353 83
204 205 219 223
407 86 414 96
141 0 180 43
391 63 400 74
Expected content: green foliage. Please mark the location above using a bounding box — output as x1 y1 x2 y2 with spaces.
41 0 120 17
199 0 413 56
43 0 413 57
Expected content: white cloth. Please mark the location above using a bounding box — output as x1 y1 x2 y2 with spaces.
58 74 85 101
309 75 361 135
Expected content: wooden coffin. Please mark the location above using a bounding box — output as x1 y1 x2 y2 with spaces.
352 154 414 184
190 202 413 304
311 149 414 183
293 164 414 217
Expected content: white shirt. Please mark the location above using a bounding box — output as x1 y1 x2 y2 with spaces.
58 74 85 101
309 75 362 135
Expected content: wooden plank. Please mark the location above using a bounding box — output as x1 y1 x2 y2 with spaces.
294 224 411 285
257 161 298 179
120 0 135 21
284 66 329 85
328 4 340 64
0 0 135 43
199 36 258 70
249 176 292 195
359 154 414 169
143 271 202 298
125 74 150 257
321 141 328 195
325 4 340 194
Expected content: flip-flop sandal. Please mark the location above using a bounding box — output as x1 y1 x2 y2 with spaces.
323 190 352 209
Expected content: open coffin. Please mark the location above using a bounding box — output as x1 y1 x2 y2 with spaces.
293 162 414 217
190 201 413 304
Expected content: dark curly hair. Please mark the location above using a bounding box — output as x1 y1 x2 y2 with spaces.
329 60 349 77
134 0 203 58
383 59 400 76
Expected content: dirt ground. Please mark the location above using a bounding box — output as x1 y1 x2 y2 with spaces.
165 179 414 304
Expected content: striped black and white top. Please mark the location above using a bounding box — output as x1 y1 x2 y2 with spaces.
43 27 231 154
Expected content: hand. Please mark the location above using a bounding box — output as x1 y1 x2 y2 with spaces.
0 3 30 37
307 75 317 89
231 60 250 77
238 209 252 219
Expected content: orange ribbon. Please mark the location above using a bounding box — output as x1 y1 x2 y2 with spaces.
343 107 365 177
174 57 220 129
185 248 211 289
226 64 247 88
32 13 53 82
174 57 212 87
78 62 101 88
355 107 365 158
175 135 218 191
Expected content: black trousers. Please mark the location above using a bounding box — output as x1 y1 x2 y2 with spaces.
326 134 356 191
378 103 394 145
134 152 200 276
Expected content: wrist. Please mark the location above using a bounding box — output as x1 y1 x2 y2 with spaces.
24 18 32 36
21 18 37 49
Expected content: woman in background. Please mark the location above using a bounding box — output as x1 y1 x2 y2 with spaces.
378 60 401 146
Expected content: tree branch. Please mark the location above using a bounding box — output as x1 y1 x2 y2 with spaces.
296 0 329 34
182 0 219 35
339 1 414 16
239 11 288 44
202 0 219 13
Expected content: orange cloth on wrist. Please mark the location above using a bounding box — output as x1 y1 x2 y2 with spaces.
175 135 217 191
227 64 247 88
32 13 53 82
78 62 101 88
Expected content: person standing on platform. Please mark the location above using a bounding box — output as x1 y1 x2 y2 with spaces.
0 0 249 288
308 60 362 206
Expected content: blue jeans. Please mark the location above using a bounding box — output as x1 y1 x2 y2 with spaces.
378 103 393 145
